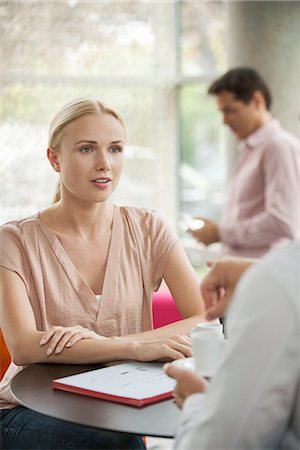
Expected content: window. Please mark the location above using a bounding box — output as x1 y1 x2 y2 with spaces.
178 1 226 227
1 1 226 243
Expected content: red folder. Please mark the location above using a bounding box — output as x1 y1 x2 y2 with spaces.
52 362 175 408
52 380 173 407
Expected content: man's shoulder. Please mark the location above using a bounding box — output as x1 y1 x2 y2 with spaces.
263 241 300 287
266 120 300 150
244 119 299 155
239 242 300 314
226 242 300 346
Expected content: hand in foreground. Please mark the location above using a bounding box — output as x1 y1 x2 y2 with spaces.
188 218 220 246
164 363 208 408
40 325 107 355
201 258 255 320
134 334 192 362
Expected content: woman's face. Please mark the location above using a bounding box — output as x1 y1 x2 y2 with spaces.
49 113 126 204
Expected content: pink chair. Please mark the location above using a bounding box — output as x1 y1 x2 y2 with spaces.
152 290 182 328
0 329 10 380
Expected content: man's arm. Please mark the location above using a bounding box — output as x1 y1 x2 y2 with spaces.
172 257 299 449
200 257 255 320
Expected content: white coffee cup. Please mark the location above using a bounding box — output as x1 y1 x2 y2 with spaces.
190 322 223 338
191 323 226 378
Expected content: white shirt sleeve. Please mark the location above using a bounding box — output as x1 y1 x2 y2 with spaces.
174 248 300 450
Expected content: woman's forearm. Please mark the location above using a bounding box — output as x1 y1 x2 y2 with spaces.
13 329 194 366
13 331 136 366
120 314 206 341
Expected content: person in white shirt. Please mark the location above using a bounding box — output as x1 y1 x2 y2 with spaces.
165 241 300 449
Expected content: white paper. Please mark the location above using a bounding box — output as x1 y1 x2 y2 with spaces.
54 362 176 400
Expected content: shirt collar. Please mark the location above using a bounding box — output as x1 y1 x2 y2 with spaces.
240 118 280 151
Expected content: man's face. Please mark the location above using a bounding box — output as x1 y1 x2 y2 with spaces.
216 90 261 139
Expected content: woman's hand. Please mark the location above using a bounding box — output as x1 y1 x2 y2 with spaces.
40 325 107 356
133 334 193 362
164 363 208 408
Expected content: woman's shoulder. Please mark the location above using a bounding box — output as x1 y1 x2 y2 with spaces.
119 205 161 219
0 216 40 285
118 206 177 244
0 215 39 240
118 205 164 227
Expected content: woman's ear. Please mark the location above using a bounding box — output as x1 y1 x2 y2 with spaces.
47 148 60 172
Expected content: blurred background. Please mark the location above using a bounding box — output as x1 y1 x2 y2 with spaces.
1 0 299 270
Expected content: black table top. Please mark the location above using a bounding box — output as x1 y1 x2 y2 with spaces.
11 363 181 438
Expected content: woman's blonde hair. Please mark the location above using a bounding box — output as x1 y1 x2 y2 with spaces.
48 97 124 203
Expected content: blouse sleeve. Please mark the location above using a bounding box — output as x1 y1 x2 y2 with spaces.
0 223 30 292
148 211 178 291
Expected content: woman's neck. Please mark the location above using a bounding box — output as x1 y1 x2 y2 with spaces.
40 200 115 240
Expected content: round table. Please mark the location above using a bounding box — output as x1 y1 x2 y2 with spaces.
11 363 181 437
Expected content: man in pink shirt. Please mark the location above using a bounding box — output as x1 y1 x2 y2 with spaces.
190 67 300 257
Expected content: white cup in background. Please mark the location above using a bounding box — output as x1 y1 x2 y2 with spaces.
191 322 227 378
178 215 205 233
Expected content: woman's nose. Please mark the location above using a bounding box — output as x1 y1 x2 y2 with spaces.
95 151 110 172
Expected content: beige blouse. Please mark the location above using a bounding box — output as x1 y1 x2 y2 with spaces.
0 205 178 408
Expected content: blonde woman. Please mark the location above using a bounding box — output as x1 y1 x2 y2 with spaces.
0 98 205 449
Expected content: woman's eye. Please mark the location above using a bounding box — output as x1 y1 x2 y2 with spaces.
110 146 123 153
80 146 93 153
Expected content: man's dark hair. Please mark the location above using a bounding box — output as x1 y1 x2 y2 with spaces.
208 67 272 110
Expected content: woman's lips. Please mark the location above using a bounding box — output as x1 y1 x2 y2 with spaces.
91 177 112 188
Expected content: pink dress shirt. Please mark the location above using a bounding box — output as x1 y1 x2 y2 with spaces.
219 119 300 257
